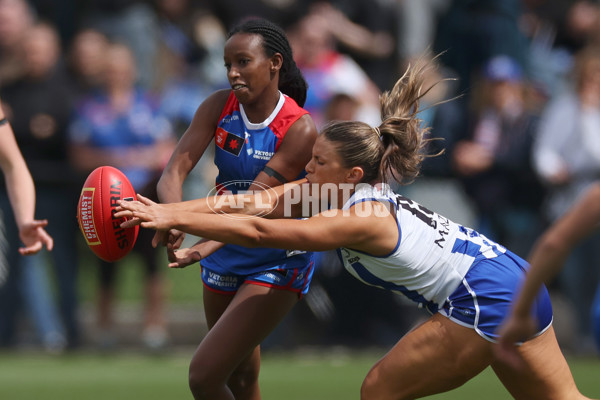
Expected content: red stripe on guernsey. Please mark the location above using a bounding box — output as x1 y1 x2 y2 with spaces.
270 94 308 151
283 268 298 289
216 91 240 122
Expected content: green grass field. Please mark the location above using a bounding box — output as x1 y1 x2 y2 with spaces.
0 350 598 400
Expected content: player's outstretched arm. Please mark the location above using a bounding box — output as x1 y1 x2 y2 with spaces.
121 180 308 228
496 183 600 363
118 196 396 254
0 99 53 254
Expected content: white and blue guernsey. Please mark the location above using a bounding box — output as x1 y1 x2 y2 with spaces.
337 183 553 342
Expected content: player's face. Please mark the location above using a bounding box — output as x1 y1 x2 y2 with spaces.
305 136 352 187
224 33 275 105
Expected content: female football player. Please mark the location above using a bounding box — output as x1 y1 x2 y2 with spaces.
152 18 318 400
119 61 590 399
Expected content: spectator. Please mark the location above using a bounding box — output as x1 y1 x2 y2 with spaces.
208 0 311 31
0 21 79 351
453 55 545 258
309 1 397 91
434 0 529 96
153 0 228 91
289 11 381 128
77 0 160 89
69 42 176 350
67 28 109 98
396 0 451 62
0 0 35 87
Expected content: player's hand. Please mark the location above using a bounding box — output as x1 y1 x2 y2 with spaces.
18 219 54 255
167 246 201 269
494 313 536 370
152 229 185 249
117 194 174 231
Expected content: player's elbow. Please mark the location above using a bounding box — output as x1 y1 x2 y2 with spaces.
537 231 569 257
235 221 267 248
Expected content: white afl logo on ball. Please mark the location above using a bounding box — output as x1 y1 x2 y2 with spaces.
207 180 278 219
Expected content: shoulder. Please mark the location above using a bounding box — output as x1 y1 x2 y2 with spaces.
344 183 397 210
281 95 307 113
207 89 234 111
272 96 316 141
281 113 317 144
191 89 232 125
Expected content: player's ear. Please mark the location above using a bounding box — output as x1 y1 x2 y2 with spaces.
270 53 283 73
345 167 364 183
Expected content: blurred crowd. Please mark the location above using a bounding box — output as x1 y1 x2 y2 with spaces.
1 0 600 355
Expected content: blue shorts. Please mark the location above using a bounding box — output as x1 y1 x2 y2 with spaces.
201 261 314 298
436 251 553 342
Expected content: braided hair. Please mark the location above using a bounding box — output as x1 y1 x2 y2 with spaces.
228 18 308 107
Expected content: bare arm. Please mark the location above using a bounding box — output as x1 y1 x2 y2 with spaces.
311 3 394 59
514 184 600 318
118 197 398 255
0 100 53 254
496 183 600 363
157 90 230 205
151 90 229 251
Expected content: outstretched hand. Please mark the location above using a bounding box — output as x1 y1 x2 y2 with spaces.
166 245 202 268
116 193 175 231
18 219 54 255
152 229 186 249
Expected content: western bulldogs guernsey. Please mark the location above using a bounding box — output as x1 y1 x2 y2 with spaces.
202 91 312 275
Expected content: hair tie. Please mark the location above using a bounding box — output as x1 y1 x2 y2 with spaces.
372 126 382 139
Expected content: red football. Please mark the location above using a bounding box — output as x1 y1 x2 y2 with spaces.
77 166 139 262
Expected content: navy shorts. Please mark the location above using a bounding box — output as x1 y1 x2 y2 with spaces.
201 261 314 298
437 251 553 342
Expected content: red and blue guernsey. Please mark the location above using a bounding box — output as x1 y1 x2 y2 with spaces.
202 90 313 275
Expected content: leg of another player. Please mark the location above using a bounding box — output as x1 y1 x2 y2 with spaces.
189 283 299 400
97 262 117 349
142 272 168 349
491 326 591 400
360 313 493 400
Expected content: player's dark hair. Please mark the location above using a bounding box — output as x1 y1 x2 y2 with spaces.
322 59 437 185
228 18 308 107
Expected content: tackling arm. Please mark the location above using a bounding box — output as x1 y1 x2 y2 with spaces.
118 199 398 254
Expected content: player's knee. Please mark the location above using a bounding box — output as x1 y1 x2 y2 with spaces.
361 367 409 400
188 364 221 399
361 367 387 400
228 361 260 395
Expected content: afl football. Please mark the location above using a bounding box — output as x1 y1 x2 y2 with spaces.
77 166 138 262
